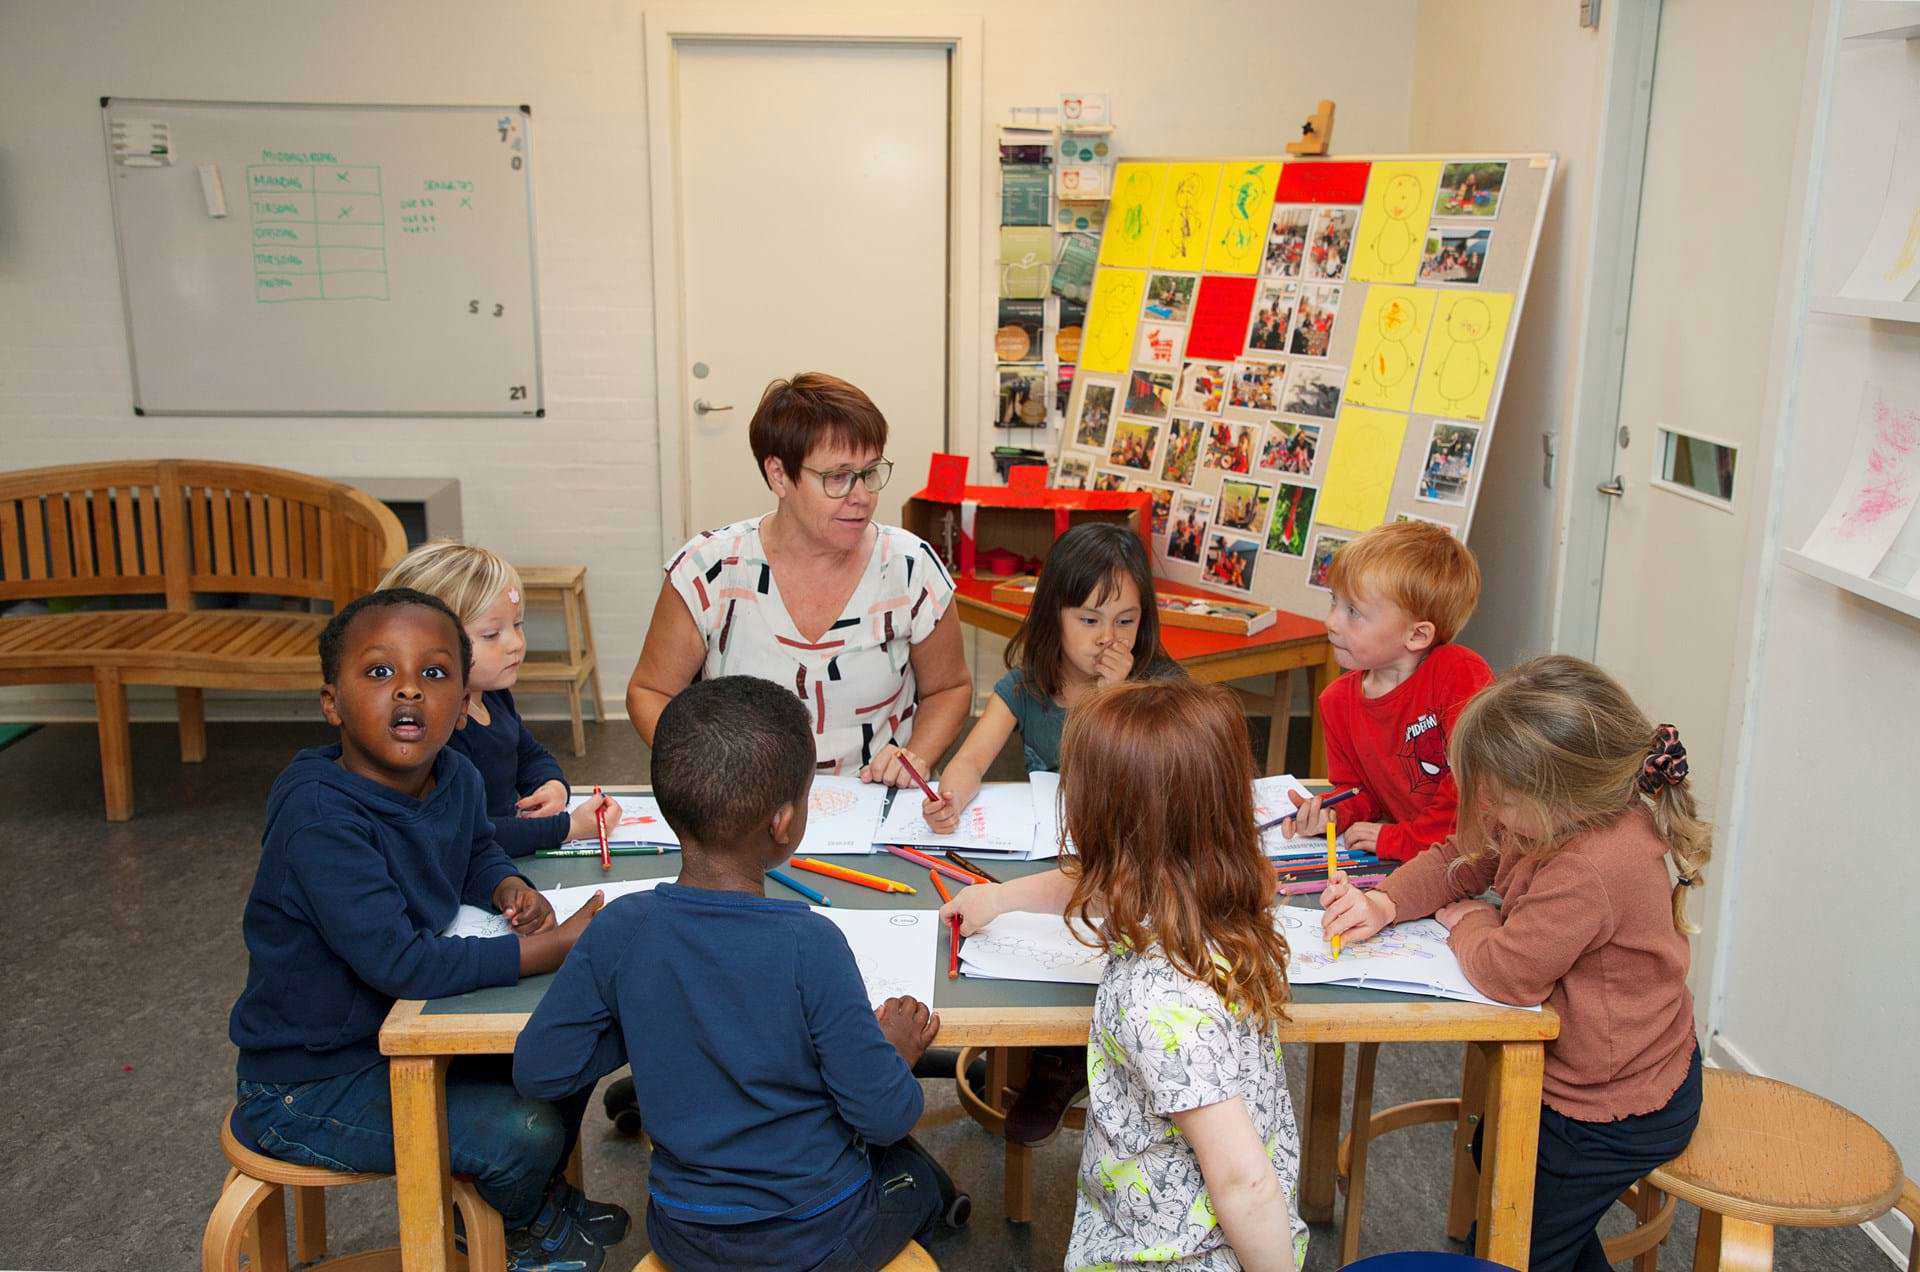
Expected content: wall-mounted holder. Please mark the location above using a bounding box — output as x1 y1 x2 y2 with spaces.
1286 99 1336 156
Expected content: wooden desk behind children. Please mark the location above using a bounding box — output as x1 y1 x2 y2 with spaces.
380 794 1557 1271
949 577 1340 777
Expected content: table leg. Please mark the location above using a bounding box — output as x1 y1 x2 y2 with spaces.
1447 1043 1489 1240
998 1048 1034 1224
1475 1042 1543 1270
391 1056 454 1272
1694 1210 1774 1271
1264 671 1294 776
1310 650 1339 779
1298 1043 1346 1224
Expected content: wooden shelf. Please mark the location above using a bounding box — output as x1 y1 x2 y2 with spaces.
1843 3 1920 39
1780 549 1920 620
1809 294 1920 323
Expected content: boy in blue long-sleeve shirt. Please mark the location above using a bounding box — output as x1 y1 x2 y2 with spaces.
228 588 625 1272
515 676 970 1271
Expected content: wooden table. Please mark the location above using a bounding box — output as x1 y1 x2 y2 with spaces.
951 577 1340 776
381 793 1558 1270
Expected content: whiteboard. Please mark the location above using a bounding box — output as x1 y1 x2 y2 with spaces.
102 99 543 417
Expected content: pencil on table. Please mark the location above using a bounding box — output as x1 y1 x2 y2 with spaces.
928 870 960 980
791 856 916 895
884 844 987 886
594 784 610 872
766 866 831 906
944 850 1001 883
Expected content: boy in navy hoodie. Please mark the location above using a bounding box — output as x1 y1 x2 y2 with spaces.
515 676 970 1271
228 588 624 1272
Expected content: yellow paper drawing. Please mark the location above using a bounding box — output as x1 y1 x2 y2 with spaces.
1100 163 1165 269
1318 407 1410 531
1080 268 1148 374
1151 163 1221 271
1344 286 1437 413
1202 161 1282 275
1350 161 1443 284
1412 291 1516 421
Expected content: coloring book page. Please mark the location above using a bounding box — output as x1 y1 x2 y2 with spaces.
1275 906 1535 1009
794 775 890 856
441 877 671 940
1028 770 1067 859
876 780 1038 855
958 910 1109 985
563 793 679 847
817 908 939 1009
1801 384 1920 575
1252 775 1337 857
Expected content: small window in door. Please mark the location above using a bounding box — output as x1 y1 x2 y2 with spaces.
1652 427 1737 510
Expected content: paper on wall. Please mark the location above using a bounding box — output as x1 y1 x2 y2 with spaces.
1801 384 1920 575
441 876 671 939
1151 162 1221 271
1202 161 1283 276
1080 267 1147 373
1412 291 1516 422
1840 114 1920 302
1344 286 1438 413
1100 163 1164 269
1350 161 1444 284
1317 407 1410 531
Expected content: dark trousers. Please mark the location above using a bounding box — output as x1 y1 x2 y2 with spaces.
1472 1043 1703 1272
645 1139 949 1272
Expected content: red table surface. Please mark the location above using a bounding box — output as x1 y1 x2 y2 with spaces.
953 576 1328 659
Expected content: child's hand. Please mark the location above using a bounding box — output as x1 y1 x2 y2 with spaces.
875 995 941 1066
492 876 555 935
860 745 930 790
517 779 569 818
1435 898 1496 930
1344 821 1383 851
924 773 979 833
1321 873 1396 944
938 882 1005 937
517 890 603 976
567 791 620 841
1092 642 1135 688
1282 789 1326 838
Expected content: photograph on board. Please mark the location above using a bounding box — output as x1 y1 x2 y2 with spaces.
1307 530 1353 589
996 365 1048 427
1305 207 1358 281
1289 284 1342 358
1136 320 1184 370
1203 419 1256 475
1160 416 1204 485
1434 160 1507 218
1280 363 1344 419
1203 531 1260 593
1092 469 1133 492
1175 360 1229 415
1263 206 1312 278
1166 492 1215 564
1245 280 1299 355
1124 369 1175 420
1055 453 1092 489
1418 419 1481 505
1259 418 1321 476
1142 484 1176 538
1228 359 1287 414
1073 377 1118 450
1108 419 1163 472
1143 272 1198 323
1420 226 1491 285
1216 478 1275 536
1266 480 1319 558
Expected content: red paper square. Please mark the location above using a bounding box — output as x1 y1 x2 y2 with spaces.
1007 464 1048 493
1185 276 1260 360
925 453 969 501
1274 161 1373 205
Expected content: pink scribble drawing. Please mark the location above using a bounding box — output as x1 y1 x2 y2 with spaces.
1836 397 1920 540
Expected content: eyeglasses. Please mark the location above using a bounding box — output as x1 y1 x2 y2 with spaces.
801 459 893 499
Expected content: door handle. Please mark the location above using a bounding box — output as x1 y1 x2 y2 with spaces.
693 398 733 415
1596 476 1626 497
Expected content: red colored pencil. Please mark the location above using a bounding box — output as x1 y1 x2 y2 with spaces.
884 843 987 886
893 752 942 807
928 870 960 980
594 785 610 872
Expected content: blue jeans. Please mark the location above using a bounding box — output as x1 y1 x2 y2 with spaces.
234 1057 590 1230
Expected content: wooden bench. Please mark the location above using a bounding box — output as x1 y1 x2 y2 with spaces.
0 460 406 820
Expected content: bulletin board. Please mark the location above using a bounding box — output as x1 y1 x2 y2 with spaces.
1053 153 1554 616
101 98 543 416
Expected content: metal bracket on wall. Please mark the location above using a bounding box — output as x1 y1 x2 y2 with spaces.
1580 0 1602 29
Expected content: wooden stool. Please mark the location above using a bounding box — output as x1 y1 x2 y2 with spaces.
952 1046 1086 1223
1332 1043 1675 1266
634 1240 937 1270
205 1108 505 1272
513 564 605 757
1618 1070 1907 1270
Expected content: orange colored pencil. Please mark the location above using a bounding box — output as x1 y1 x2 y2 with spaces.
790 856 917 895
928 870 960 980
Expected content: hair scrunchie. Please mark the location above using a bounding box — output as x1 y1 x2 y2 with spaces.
1638 724 1688 794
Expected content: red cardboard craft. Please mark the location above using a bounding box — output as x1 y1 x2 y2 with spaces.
904 457 1153 580
1185 275 1260 360
926 453 970 501
1007 464 1049 493
1273 160 1373 204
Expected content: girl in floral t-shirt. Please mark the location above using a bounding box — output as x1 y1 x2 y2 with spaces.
941 680 1307 1271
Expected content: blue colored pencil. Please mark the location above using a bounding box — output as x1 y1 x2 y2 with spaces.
767 866 831 906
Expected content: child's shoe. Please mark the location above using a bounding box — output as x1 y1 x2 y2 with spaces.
545 1178 632 1245
601 1074 643 1136
505 1204 606 1272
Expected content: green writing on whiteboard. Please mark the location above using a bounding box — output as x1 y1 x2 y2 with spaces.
260 149 339 164
248 159 389 303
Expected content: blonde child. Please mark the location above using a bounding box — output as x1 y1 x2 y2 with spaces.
924 522 1179 1145
943 681 1305 1271
1322 655 1708 1272
379 541 616 857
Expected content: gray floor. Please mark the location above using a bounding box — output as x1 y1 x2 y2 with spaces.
0 717 1893 1271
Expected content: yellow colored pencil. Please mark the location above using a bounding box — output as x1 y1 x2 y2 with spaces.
790 856 917 895
1327 813 1342 959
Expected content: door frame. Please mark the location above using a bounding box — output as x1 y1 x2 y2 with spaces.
642 9 984 545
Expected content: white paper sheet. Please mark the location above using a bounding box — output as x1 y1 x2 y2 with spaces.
794 775 891 855
441 876 672 939
816 908 940 1008
1801 384 1920 575
1275 906 1536 1009
563 793 679 847
1842 115 1920 301
957 910 1109 985
1027 771 1066 860
1252 774 1334 857
875 780 1038 855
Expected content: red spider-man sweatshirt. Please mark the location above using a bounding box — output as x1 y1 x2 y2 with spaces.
1318 642 1493 862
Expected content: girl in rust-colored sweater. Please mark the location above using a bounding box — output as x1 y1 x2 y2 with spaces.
1321 654 1710 1272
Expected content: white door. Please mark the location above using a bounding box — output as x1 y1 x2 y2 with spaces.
1591 0 1811 822
673 40 950 534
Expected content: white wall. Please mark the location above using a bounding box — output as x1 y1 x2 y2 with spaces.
0 0 1419 721
1406 1 1610 670
1712 10 1920 1257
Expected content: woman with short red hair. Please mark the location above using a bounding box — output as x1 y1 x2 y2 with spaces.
626 372 972 786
